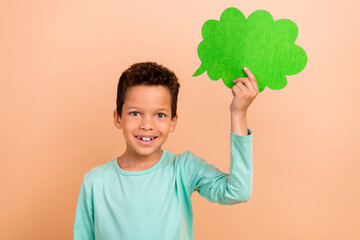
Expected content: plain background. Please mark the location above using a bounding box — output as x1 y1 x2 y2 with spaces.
1 0 359 239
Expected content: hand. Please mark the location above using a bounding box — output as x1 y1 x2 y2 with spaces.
230 67 259 114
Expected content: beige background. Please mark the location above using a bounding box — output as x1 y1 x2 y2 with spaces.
1 0 359 239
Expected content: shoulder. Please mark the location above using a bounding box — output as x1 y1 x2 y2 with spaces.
82 159 115 186
165 149 199 161
162 149 204 168
169 150 207 172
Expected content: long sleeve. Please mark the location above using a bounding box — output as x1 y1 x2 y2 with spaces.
73 176 95 240
188 128 253 205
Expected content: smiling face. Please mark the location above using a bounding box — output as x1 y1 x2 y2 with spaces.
113 85 178 163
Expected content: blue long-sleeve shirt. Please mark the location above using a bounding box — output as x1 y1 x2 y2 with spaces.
73 129 253 240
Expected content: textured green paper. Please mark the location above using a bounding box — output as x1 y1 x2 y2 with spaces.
193 7 308 92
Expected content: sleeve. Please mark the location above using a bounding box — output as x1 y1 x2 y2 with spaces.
73 176 95 240
188 128 253 205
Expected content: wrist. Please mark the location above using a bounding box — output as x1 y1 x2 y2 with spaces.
231 111 248 136
231 110 247 118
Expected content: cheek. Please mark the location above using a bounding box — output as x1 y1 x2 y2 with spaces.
122 119 138 131
158 121 172 132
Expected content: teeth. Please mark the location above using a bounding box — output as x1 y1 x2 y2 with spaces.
137 136 156 141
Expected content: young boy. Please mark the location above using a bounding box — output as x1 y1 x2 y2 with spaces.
73 62 259 240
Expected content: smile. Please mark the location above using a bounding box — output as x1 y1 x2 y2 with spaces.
135 136 158 145
136 136 156 141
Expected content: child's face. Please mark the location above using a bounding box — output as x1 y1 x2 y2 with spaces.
114 85 178 159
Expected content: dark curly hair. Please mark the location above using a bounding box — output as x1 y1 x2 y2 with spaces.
116 62 180 119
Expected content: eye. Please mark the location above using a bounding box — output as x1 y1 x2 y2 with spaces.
156 113 166 118
129 111 140 117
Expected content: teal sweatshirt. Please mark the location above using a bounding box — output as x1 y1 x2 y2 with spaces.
73 129 253 240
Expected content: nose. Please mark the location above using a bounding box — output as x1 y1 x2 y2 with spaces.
140 115 154 130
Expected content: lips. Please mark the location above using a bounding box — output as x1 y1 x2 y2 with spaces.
135 135 158 140
134 135 158 145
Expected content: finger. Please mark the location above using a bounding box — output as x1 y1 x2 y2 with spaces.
242 75 257 94
239 77 258 96
233 78 249 95
233 77 251 90
231 84 241 96
241 70 257 94
243 67 259 93
233 78 249 90
233 77 247 83
233 78 255 95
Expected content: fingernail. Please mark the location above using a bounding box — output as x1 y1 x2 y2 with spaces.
244 67 248 70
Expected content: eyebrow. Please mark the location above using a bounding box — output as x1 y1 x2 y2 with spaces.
126 106 170 112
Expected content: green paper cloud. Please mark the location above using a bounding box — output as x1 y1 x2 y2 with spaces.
193 7 307 92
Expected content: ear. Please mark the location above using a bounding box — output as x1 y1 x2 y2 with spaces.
113 109 122 129
169 114 178 132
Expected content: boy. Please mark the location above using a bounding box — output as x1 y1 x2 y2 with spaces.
73 62 259 240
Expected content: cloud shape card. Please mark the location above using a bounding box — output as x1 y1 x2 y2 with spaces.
193 7 308 92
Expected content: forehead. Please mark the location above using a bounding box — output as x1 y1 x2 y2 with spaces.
123 85 171 109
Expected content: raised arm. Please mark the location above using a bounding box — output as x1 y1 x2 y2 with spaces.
230 67 259 135
184 67 259 205
186 129 253 205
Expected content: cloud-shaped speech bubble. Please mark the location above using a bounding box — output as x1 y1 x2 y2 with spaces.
193 7 307 92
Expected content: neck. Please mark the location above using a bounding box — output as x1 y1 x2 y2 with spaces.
119 148 163 168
